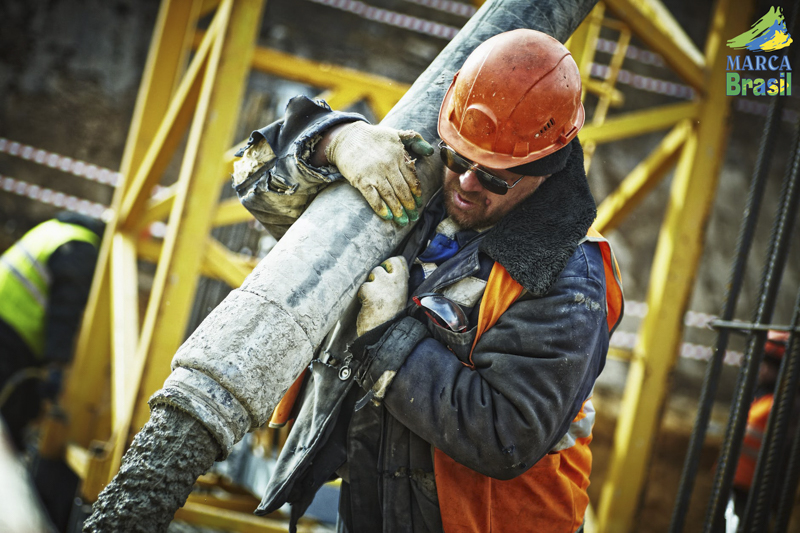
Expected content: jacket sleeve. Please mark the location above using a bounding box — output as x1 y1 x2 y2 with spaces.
233 96 367 238
44 240 99 363
380 256 609 480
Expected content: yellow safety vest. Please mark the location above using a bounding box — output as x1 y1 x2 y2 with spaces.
0 220 100 357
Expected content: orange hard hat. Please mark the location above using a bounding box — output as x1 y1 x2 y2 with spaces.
438 29 585 170
765 330 790 359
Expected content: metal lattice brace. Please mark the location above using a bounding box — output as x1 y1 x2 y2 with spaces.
593 0 754 531
38 0 266 502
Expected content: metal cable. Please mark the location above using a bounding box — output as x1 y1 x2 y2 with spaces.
668 69 785 533
705 107 800 533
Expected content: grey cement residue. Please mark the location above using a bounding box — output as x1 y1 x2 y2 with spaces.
83 406 219 533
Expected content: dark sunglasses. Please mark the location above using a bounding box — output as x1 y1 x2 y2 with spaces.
438 141 526 195
412 292 468 333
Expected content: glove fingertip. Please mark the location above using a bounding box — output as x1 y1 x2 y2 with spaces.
377 202 393 220
395 210 409 227
413 140 434 157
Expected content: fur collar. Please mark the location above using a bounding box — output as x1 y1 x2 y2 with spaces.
479 140 596 297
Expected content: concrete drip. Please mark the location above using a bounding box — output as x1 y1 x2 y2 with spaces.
84 0 597 529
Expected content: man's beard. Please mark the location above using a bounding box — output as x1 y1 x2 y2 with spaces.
442 179 503 230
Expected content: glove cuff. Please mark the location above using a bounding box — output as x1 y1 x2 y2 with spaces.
324 121 374 166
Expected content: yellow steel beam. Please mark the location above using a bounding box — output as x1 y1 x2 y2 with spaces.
584 25 632 169
135 186 178 231
110 233 140 434
583 78 625 107
136 237 167 265
225 142 247 176
249 43 409 116
607 347 633 362
119 0 201 184
603 0 706 90
65 443 90 481
595 0 752 530
117 19 218 229
174 502 293 533
204 237 257 287
591 28 631 126
200 0 223 17
579 101 699 145
568 3 605 102
566 4 602 71
594 121 690 233
186 492 262 513
129 0 265 437
317 86 372 113
44 0 205 456
214 197 255 227
79 437 116 501
137 237 256 283
194 30 410 117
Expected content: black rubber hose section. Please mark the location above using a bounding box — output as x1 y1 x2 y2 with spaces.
83 405 220 533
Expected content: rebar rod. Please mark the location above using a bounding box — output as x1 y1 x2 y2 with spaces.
775 315 800 530
668 74 785 533
747 288 800 532
742 120 800 532
704 110 800 533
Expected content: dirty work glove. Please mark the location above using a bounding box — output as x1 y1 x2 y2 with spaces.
349 316 430 409
325 122 433 226
357 256 410 337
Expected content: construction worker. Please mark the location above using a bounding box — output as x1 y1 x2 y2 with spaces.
730 330 797 521
234 29 623 533
0 211 103 451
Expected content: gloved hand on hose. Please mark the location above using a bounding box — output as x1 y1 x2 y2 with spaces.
323 122 434 226
351 257 428 408
356 256 410 336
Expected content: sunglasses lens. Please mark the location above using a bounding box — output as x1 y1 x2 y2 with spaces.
414 294 468 332
439 143 510 195
439 146 471 174
474 171 509 195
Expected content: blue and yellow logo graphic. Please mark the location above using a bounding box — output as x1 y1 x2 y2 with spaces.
726 6 792 96
727 6 793 52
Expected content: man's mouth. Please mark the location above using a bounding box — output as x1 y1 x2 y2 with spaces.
452 190 477 210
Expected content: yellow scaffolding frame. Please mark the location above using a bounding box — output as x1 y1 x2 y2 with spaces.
38 0 754 531
40 0 266 502
574 0 753 531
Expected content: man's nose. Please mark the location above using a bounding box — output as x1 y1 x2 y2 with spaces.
459 170 485 192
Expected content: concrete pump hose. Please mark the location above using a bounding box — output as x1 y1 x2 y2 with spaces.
82 405 219 532
86 1 597 531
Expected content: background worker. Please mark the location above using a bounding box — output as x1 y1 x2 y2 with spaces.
0 211 103 452
730 329 798 522
234 29 623 532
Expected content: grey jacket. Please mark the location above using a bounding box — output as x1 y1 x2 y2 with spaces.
234 96 618 533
